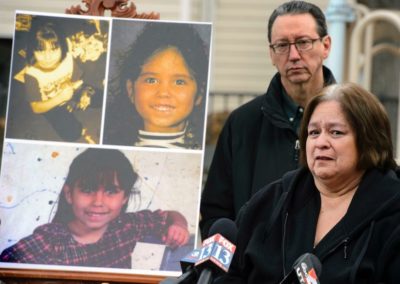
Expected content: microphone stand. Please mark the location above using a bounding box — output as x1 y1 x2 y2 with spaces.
196 268 213 284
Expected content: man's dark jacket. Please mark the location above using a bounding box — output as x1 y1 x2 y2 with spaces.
200 66 335 239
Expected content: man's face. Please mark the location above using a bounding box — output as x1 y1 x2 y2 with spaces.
269 13 331 87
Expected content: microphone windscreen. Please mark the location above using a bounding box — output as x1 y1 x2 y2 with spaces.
208 218 237 244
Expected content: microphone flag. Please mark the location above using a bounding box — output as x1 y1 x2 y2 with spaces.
293 253 321 284
195 233 236 272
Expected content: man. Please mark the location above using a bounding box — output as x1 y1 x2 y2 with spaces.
200 0 335 239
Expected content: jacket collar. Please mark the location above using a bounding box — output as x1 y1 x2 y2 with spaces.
344 169 400 232
261 65 336 122
282 167 400 258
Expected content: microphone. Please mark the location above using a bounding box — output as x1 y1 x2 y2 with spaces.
279 253 322 284
180 247 202 272
195 218 237 284
160 218 237 284
160 248 201 284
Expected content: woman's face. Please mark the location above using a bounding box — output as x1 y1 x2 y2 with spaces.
64 173 128 241
127 46 202 133
306 100 360 184
34 41 62 70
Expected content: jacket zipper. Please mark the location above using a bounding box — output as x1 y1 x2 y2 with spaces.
321 237 350 261
294 139 300 162
343 238 349 259
282 212 289 276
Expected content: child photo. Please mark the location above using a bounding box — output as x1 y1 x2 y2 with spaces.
6 13 108 144
103 19 211 149
0 142 202 274
0 12 210 280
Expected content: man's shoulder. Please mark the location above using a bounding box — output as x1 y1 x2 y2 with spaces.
226 94 266 125
228 75 282 120
233 94 265 113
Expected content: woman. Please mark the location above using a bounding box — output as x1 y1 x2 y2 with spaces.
103 21 210 149
220 83 400 283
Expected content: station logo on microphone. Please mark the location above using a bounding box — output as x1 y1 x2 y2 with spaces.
196 233 236 272
181 248 201 263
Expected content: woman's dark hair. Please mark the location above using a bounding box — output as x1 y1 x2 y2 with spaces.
52 148 138 224
299 82 397 171
267 0 328 42
26 17 68 65
104 21 210 148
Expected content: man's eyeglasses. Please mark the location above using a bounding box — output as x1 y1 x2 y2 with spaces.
269 38 322 54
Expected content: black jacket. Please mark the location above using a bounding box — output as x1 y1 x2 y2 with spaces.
200 67 336 239
219 167 400 283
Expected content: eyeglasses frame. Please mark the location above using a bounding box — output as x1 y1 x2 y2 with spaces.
269 37 324 54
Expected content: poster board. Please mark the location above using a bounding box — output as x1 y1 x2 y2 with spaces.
0 11 211 282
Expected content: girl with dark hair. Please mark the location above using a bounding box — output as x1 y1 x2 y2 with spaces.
23 17 95 143
0 148 189 268
104 21 210 149
7 14 110 143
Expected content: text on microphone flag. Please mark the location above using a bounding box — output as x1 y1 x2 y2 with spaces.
195 233 236 272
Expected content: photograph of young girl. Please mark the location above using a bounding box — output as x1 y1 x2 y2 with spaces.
0 142 201 272
103 20 211 149
6 13 108 144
